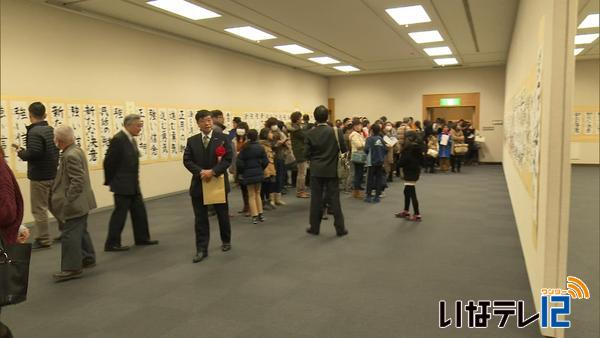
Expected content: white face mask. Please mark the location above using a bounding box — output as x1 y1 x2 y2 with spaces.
385 126 392 131
271 125 279 131
236 129 246 136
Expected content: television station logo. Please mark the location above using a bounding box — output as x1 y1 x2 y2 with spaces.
439 276 591 329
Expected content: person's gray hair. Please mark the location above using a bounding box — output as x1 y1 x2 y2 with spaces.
54 125 75 143
123 114 141 127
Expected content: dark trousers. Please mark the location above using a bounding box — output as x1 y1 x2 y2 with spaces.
106 194 151 247
290 169 298 187
394 154 402 177
366 165 384 197
240 184 249 209
308 177 345 234
61 214 95 271
191 197 231 252
424 155 436 173
262 180 275 201
275 159 286 193
451 155 463 171
403 185 420 214
352 162 365 189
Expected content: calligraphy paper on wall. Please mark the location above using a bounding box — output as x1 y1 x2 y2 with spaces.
158 109 169 160
178 109 187 154
49 103 65 128
10 101 29 175
83 104 100 167
147 108 159 161
67 104 84 148
136 107 148 161
99 105 113 161
167 109 178 159
0 100 12 170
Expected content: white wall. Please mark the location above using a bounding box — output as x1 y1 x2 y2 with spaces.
328 66 506 162
503 0 576 337
572 59 600 164
0 0 328 224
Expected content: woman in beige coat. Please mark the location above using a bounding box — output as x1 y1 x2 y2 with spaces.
450 125 465 173
349 119 366 199
259 128 278 208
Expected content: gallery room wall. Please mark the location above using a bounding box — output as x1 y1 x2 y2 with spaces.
0 0 328 224
502 0 576 336
328 66 506 162
572 59 600 164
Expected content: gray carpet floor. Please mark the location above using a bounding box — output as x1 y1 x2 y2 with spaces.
568 166 599 338
1 165 597 338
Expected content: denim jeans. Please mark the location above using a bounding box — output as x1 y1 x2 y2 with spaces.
352 162 365 189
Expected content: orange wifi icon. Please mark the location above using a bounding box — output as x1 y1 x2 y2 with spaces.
566 276 590 300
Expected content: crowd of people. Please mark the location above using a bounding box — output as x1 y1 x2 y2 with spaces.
0 101 483 337
0 102 484 273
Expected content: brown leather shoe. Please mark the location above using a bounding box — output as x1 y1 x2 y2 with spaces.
53 270 83 282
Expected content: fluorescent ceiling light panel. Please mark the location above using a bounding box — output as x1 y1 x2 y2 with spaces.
578 13 599 29
147 0 220 20
274 44 313 55
225 26 276 41
575 33 599 44
574 48 584 56
434 57 459 66
423 46 452 56
334 65 360 72
308 56 340 64
408 30 443 43
385 5 431 25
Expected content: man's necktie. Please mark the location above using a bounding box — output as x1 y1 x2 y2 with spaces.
203 135 210 148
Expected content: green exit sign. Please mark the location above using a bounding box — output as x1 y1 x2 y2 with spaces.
440 98 461 106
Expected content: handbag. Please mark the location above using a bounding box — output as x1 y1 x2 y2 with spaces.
351 150 367 164
333 127 349 178
454 143 469 155
0 239 32 306
283 148 296 167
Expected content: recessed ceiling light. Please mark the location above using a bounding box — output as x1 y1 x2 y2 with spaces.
408 30 444 44
385 5 431 25
334 65 360 72
578 13 599 29
574 48 584 56
434 57 459 66
225 26 276 41
147 0 220 20
309 56 340 65
274 44 314 55
574 33 599 44
423 46 452 56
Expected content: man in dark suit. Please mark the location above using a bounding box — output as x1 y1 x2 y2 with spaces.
183 110 233 263
304 105 349 237
103 114 158 251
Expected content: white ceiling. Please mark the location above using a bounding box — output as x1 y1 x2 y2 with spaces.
577 0 600 59
32 0 598 76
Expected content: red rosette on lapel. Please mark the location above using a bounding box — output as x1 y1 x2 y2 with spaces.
216 142 226 163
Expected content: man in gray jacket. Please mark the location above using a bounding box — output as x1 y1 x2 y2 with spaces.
50 125 97 282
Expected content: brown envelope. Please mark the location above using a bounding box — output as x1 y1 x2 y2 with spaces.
202 175 226 205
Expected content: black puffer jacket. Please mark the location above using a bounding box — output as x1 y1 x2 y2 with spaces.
17 121 59 181
399 143 424 182
236 141 268 185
